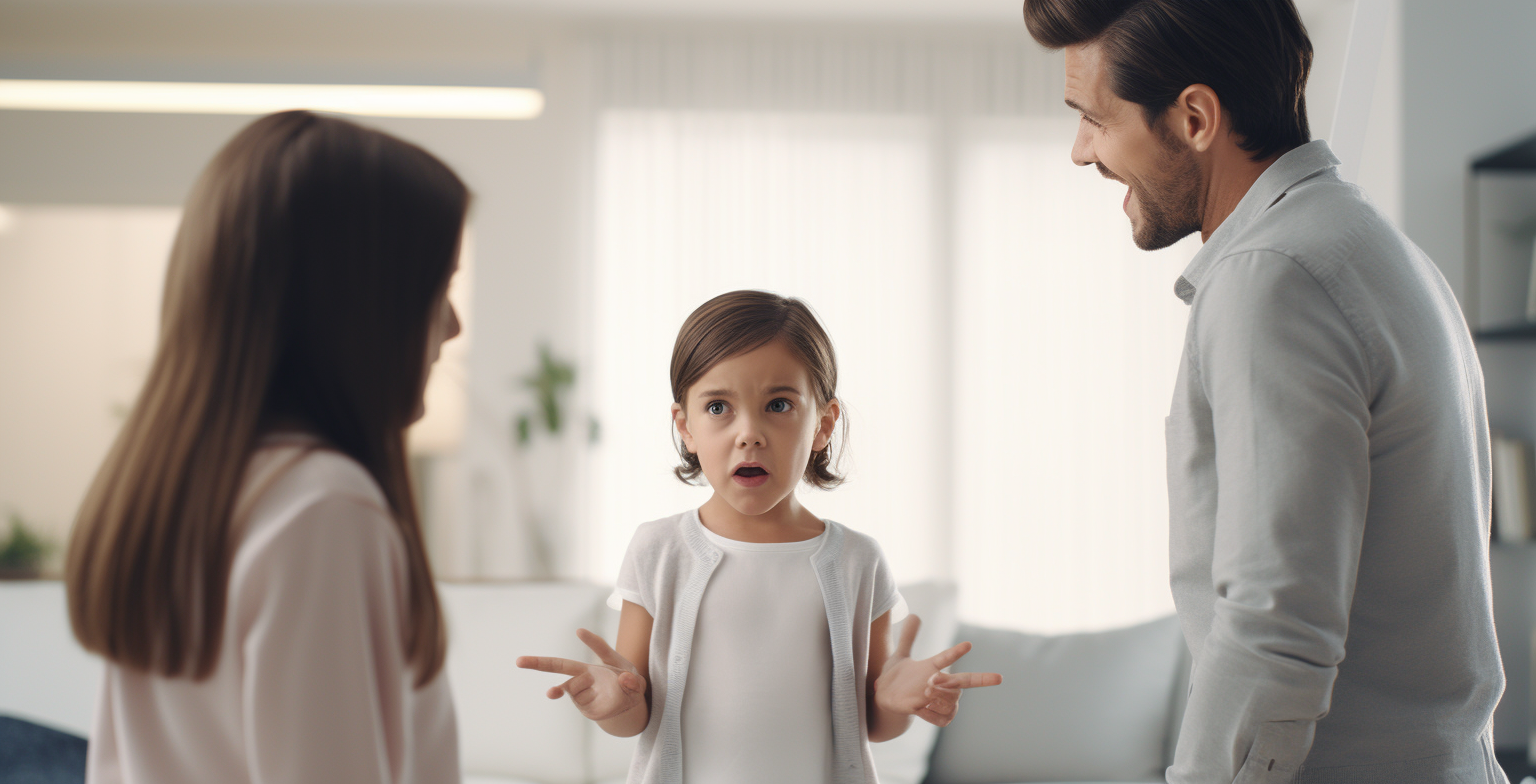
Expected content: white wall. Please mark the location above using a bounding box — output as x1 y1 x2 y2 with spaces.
0 206 178 556
0 6 596 578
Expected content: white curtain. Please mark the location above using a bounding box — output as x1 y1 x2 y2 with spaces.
585 28 1194 633
951 119 1196 632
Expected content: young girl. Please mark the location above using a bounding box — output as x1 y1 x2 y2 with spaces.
518 290 1001 783
66 110 466 783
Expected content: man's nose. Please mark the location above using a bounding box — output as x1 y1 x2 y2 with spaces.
1070 123 1095 167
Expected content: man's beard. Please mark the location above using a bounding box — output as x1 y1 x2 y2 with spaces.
1101 139 1202 251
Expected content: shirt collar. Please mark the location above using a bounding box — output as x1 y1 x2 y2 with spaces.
1173 139 1341 304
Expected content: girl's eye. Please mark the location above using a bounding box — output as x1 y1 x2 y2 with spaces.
707 401 728 416
767 399 792 413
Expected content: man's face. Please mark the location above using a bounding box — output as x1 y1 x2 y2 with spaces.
1064 43 1203 251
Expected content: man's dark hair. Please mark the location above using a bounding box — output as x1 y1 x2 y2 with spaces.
1024 0 1313 161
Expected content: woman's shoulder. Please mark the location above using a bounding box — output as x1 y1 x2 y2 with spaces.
227 443 409 643
253 437 387 508
235 441 396 561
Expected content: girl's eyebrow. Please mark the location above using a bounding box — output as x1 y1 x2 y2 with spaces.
695 385 802 399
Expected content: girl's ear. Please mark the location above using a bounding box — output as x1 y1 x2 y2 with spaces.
672 402 696 453
812 398 841 452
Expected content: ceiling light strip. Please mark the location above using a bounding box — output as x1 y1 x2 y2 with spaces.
0 79 544 120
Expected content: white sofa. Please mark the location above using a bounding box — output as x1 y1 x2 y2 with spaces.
0 580 1188 784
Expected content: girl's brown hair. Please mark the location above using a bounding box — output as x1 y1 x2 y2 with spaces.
65 110 467 686
670 290 845 489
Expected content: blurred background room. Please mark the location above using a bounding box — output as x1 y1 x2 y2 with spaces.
3 0 1536 781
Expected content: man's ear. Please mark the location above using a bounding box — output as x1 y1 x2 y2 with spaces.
671 402 696 453
1169 84 1224 154
813 399 841 452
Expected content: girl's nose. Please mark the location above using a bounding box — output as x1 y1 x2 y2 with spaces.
737 419 765 448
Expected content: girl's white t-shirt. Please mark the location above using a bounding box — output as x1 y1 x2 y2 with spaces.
680 525 834 784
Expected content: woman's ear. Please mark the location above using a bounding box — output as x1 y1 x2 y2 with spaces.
672 402 696 453
812 398 841 452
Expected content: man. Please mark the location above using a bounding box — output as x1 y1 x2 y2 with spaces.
1021 1 1507 781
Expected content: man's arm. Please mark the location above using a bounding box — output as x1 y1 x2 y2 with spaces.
1169 250 1373 783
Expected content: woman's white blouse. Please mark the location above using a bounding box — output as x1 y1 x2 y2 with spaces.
86 436 460 784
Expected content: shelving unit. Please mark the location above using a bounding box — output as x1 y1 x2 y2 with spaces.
1476 322 1536 343
1468 131 1536 342
1471 131 1536 768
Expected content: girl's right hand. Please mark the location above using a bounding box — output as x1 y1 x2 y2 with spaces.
517 629 648 722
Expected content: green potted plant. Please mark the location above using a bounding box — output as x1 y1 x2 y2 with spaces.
509 342 598 579
0 512 54 580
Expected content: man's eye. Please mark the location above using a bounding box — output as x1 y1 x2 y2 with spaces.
767 399 792 413
707 401 727 416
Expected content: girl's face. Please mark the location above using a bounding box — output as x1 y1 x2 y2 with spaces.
672 339 839 518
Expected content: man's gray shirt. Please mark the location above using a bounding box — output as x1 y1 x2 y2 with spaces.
1165 140 1506 783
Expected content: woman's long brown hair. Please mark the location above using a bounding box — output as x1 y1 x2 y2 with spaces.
65 110 467 686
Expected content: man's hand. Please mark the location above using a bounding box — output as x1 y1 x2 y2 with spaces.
874 615 1003 727
517 629 647 722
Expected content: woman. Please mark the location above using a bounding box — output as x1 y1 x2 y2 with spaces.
65 110 467 783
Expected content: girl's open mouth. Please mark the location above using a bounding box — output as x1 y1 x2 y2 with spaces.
732 464 770 488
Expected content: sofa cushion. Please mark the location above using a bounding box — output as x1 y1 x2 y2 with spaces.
924 615 1185 784
442 582 611 784
0 582 102 737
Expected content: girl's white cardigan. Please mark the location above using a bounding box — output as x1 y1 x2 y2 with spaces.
611 509 905 784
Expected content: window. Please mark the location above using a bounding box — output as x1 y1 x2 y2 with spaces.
951 119 1196 632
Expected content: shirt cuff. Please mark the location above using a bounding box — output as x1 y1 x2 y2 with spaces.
607 587 643 612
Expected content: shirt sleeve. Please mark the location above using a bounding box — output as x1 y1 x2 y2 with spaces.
239 494 420 784
1168 251 1372 783
607 526 650 613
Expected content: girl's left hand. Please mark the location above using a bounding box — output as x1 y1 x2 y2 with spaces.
873 615 1003 727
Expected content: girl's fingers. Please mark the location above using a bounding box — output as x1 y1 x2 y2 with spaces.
924 684 962 701
517 656 588 677
915 706 954 727
576 628 632 670
566 671 596 695
923 688 961 712
893 614 922 659
932 671 1004 689
618 672 646 694
545 686 564 700
925 641 972 671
